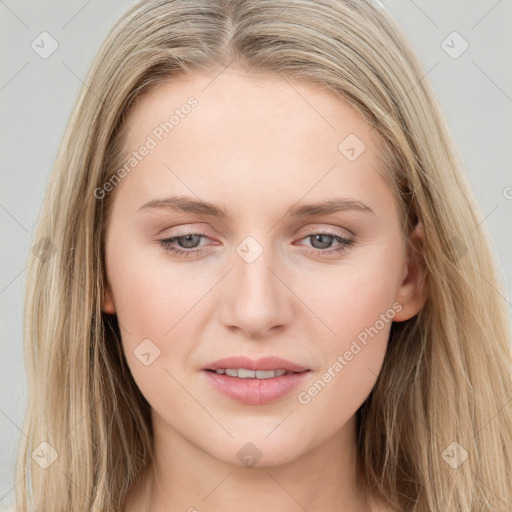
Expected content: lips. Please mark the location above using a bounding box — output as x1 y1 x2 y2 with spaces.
201 355 311 405
202 355 309 373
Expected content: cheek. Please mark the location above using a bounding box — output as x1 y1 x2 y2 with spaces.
105 240 214 391
106 255 192 407
294 298 392 440
106 237 200 335
297 238 403 340
293 243 402 408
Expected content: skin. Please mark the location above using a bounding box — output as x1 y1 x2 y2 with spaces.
102 69 427 512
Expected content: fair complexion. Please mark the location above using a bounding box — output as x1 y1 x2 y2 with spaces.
102 69 426 512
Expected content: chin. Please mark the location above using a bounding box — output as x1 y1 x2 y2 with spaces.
207 434 309 469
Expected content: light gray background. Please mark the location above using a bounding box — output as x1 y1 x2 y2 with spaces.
1 0 511 503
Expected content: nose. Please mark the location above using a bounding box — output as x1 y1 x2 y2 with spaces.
218 243 294 339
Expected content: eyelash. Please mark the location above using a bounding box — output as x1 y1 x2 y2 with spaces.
158 229 354 258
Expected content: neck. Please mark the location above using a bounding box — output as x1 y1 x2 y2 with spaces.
125 413 375 512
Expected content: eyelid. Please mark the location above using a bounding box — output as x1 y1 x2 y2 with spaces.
158 225 355 259
299 225 353 239
161 225 352 244
294 228 355 253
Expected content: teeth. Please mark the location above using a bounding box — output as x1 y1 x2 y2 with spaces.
214 368 288 379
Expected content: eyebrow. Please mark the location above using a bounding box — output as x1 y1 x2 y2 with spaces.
137 195 375 218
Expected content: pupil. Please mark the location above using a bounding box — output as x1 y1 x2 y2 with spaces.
179 234 200 248
312 234 332 249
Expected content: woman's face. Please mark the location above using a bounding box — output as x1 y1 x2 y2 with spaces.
102 70 425 468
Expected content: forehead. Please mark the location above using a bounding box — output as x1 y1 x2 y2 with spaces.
124 69 375 148
115 70 391 214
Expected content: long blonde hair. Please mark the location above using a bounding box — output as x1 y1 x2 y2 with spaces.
17 0 512 510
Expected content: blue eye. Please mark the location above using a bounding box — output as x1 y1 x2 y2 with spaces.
298 231 354 255
158 230 354 258
159 233 209 258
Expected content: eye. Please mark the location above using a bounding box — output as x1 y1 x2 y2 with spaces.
296 229 354 256
158 229 355 258
159 233 211 258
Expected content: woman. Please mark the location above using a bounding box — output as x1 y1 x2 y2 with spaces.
12 0 512 511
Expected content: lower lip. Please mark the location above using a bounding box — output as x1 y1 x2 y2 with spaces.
202 370 311 405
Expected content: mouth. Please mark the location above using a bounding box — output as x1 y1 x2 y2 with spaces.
202 368 311 405
205 368 309 379
203 355 310 373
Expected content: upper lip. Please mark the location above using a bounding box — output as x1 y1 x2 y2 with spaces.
203 356 309 373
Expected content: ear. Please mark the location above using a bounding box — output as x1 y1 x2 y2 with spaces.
102 281 116 314
393 220 428 322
